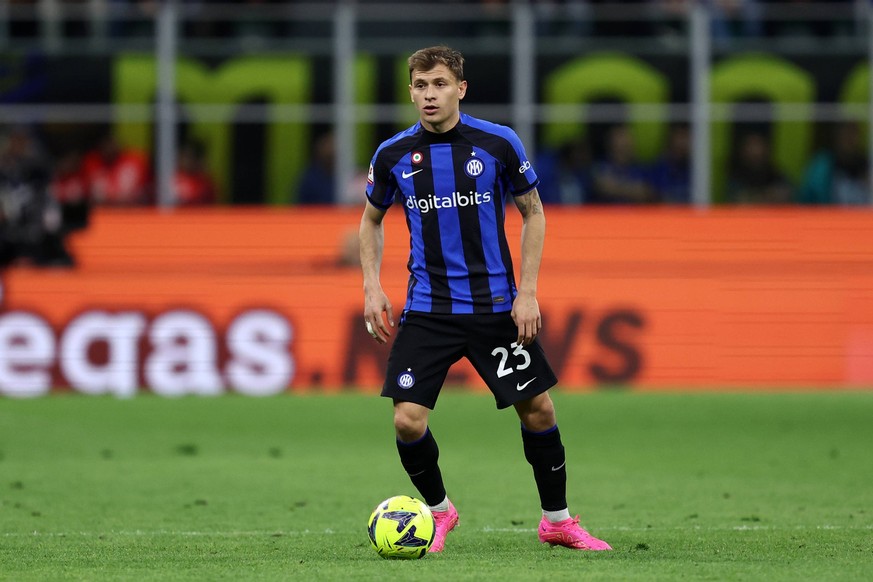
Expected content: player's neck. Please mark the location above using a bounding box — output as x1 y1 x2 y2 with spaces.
421 113 461 135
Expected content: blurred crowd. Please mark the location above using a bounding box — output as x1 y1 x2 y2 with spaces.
0 125 216 267
533 121 870 206
1 121 869 269
2 116 868 266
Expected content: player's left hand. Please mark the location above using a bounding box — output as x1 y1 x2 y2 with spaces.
363 288 394 344
511 291 542 346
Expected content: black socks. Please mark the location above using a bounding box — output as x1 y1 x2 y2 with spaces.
521 424 568 512
396 427 447 507
396 424 567 512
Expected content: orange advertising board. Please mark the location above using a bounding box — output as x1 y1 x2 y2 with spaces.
1 206 872 396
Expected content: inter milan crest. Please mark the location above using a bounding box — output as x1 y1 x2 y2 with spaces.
464 157 484 178
397 369 415 389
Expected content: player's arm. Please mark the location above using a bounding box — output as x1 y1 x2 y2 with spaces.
511 187 545 347
359 202 395 343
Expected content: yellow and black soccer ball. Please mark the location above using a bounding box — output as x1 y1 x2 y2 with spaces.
367 495 435 559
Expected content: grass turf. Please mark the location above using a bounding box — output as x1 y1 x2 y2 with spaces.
1 390 872 581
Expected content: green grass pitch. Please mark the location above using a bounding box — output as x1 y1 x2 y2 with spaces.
1 390 872 581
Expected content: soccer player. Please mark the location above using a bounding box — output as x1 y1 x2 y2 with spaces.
358 46 612 553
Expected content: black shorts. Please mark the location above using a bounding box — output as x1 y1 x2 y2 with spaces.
382 311 558 410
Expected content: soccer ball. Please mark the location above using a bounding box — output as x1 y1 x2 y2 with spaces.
367 495 435 559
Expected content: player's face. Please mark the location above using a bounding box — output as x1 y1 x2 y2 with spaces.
409 64 467 134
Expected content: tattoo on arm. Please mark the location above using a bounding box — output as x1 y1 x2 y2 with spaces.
516 189 543 217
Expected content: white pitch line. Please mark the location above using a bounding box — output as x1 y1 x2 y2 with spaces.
2 524 872 538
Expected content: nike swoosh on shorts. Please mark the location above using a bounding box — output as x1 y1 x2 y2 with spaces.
516 377 536 391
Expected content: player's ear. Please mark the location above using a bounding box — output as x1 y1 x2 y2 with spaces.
458 80 467 101
408 85 414 102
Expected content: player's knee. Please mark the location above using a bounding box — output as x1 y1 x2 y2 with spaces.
517 393 556 432
393 411 427 442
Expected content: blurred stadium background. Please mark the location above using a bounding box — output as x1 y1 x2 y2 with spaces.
1 0 873 397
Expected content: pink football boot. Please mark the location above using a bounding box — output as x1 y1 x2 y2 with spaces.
538 515 612 551
428 501 459 553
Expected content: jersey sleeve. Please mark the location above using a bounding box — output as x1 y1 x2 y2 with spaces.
365 150 396 210
502 129 539 196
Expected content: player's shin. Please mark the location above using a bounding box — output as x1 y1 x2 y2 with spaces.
396 427 447 507
521 424 568 514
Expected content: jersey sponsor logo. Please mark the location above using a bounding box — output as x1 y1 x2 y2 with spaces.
405 190 492 214
367 163 374 185
518 160 532 174
464 158 485 178
397 369 416 389
401 169 423 179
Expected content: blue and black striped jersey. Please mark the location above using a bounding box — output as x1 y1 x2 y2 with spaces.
366 113 539 315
